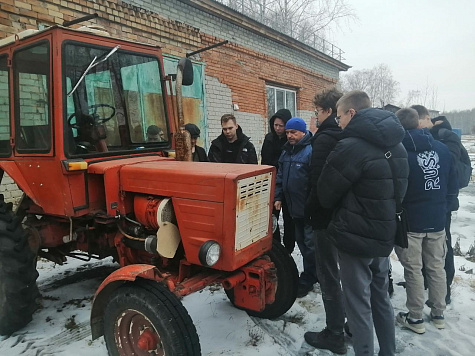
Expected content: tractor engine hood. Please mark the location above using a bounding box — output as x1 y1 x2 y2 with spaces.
119 161 273 203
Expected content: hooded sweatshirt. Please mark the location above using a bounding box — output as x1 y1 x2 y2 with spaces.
317 108 409 258
402 128 458 232
261 109 292 168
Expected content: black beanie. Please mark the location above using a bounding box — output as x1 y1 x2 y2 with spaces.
184 123 201 138
271 109 292 123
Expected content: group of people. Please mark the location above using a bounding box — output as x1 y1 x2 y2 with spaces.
271 90 462 356
179 89 466 355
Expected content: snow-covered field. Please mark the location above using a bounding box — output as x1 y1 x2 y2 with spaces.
1 187 475 355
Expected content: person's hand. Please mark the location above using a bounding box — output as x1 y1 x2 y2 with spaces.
274 201 282 211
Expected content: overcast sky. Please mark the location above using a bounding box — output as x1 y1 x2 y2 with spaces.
331 0 475 112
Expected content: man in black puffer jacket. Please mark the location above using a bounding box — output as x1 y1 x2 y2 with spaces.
261 109 295 252
317 91 409 356
304 88 346 354
208 114 257 164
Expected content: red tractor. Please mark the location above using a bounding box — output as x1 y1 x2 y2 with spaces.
0 16 298 355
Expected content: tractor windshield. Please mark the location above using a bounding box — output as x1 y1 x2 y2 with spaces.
63 42 169 156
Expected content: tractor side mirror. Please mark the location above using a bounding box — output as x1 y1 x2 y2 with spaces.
177 58 193 86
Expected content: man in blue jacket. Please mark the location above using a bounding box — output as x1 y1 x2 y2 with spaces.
274 117 317 297
395 108 458 334
261 109 295 252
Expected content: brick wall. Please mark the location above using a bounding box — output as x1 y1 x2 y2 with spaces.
0 0 346 201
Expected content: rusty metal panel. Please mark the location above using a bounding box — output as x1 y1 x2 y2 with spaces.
235 172 273 251
163 56 207 148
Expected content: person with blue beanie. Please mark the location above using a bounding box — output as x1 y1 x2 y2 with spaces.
261 109 295 253
274 117 317 297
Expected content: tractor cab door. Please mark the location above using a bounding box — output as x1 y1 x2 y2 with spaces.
13 39 53 157
9 36 68 215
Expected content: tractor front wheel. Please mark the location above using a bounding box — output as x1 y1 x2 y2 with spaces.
226 239 299 319
103 280 200 356
0 195 39 335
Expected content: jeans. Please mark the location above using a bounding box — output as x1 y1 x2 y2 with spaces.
294 218 317 286
339 252 395 356
314 229 345 334
396 230 447 319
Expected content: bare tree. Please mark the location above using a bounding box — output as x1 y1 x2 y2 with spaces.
404 83 439 110
217 0 355 54
340 64 399 107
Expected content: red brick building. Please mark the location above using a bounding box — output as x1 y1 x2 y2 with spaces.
0 0 349 151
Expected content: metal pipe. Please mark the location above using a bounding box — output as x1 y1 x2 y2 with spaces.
222 271 246 290
63 13 99 27
186 40 229 57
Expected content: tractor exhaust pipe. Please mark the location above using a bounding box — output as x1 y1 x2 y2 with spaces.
222 271 246 290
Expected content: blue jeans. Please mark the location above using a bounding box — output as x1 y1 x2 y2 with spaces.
294 218 317 286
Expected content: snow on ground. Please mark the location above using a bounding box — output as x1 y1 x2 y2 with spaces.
1 187 475 355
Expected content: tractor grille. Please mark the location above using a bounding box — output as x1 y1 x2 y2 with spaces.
235 172 272 251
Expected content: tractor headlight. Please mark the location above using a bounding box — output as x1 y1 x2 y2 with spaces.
198 240 221 267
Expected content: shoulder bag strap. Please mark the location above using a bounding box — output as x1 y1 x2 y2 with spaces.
385 150 402 212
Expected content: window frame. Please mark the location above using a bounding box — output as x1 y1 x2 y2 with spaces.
266 84 297 118
0 54 12 157
13 39 53 155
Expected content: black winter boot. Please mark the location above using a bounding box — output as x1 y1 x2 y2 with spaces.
304 328 347 354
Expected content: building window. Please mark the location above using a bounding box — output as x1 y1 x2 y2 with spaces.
266 85 296 118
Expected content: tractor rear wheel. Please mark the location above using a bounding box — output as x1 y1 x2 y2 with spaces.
225 239 299 319
103 280 200 356
0 195 39 335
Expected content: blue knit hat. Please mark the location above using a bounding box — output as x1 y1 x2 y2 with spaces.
285 117 306 132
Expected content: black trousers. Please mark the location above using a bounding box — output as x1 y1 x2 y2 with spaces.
272 197 295 253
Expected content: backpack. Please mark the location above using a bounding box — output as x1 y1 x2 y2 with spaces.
458 142 473 188
438 128 472 188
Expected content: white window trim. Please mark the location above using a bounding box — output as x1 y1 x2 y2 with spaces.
266 85 297 117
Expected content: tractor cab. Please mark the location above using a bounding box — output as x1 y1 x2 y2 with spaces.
0 25 180 216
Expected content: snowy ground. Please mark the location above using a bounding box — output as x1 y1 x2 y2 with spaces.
1 187 475 355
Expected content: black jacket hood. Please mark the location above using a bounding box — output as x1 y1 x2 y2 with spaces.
269 109 292 135
342 108 405 148
430 116 453 140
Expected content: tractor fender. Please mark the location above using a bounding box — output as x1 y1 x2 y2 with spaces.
90 264 164 340
0 163 39 205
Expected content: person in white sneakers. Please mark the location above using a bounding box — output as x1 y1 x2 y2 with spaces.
394 108 458 333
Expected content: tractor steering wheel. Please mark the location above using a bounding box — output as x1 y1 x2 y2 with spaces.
68 104 116 129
